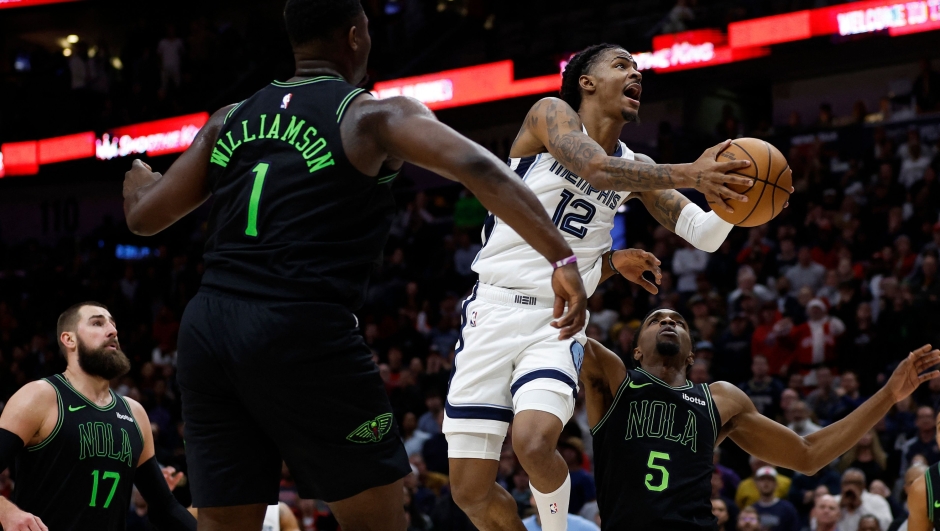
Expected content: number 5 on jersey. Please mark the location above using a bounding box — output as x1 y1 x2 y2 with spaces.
245 162 270 237
645 451 670 492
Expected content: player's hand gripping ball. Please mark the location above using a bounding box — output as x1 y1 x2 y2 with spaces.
713 138 792 227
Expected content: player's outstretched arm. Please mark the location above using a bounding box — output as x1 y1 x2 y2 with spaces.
366 96 586 338
714 345 940 475
514 98 752 210
126 399 197 531
0 382 54 531
582 339 628 429
908 476 931 531
631 153 734 252
123 105 231 236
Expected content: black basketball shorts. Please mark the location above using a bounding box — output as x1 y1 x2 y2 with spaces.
177 288 410 507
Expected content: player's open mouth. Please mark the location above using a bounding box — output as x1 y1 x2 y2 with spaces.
623 83 642 103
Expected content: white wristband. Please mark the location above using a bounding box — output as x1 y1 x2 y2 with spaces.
674 203 734 253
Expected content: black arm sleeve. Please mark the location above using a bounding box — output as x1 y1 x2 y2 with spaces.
134 456 197 531
0 428 25 472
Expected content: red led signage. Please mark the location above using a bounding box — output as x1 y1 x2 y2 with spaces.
729 0 940 48
0 112 209 177
96 112 209 160
372 61 561 111
0 0 81 9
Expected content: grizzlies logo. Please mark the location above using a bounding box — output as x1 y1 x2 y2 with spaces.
570 341 585 375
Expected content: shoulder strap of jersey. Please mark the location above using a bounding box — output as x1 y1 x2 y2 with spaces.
591 370 633 436
927 463 940 524
118 394 145 447
700 383 720 444
25 378 63 452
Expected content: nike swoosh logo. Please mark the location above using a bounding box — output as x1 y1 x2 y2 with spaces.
68 405 86 412
628 382 651 389
934 501 940 508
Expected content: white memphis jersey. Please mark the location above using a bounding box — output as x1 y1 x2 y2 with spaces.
472 140 634 301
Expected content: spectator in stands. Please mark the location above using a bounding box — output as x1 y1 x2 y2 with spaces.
787 400 822 436
789 300 845 380
789 465 842 527
401 411 431 457
689 295 721 344
774 276 806 324
835 370 866 419
786 247 827 296
714 312 753 384
912 59 940 114
739 354 784 418
753 466 800 531
805 366 841 424
834 468 893 531
752 302 791 376
729 266 775 316
737 506 761 531
712 497 731 531
674 239 709 294
661 0 695 33
737 459 792 510
898 127 934 190
714 447 741 499
839 429 887 484
559 437 596 515
812 494 840 531
899 406 940 475
418 390 444 434
156 24 184 92
587 293 618 339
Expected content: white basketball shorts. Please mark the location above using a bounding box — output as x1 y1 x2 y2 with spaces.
443 282 587 441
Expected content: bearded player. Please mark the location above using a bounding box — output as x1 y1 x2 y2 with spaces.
0 302 195 531
581 308 939 530
446 42 762 531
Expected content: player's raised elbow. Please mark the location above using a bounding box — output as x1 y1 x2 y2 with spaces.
124 208 157 237
695 239 722 254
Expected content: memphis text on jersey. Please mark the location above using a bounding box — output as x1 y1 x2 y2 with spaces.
548 161 623 211
625 399 700 453
209 113 335 174
78 420 136 468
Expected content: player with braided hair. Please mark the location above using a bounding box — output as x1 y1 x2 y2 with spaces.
445 43 767 531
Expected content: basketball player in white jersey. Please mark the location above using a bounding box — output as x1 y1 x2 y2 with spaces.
445 43 759 531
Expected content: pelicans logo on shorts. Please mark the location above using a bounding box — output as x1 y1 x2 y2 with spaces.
347 413 394 443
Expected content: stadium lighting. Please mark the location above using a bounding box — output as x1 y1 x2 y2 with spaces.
62 48 72 57
66 34 79 43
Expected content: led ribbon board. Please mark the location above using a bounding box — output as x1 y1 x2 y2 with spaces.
729 0 940 47
0 112 208 177
0 0 81 9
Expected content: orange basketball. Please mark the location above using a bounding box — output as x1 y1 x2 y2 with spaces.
714 138 792 227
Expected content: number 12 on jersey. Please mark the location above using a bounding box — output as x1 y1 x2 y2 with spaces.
552 190 596 239
245 162 270 237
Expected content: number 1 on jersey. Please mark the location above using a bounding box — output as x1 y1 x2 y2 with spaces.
245 162 270 237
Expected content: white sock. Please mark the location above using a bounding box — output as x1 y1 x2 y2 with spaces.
530 474 571 531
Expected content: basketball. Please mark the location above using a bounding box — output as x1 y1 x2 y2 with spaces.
713 138 792 227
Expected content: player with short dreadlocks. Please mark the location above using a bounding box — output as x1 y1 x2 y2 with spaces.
444 43 758 531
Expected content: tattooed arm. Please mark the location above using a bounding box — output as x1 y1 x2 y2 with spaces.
632 153 735 253
510 97 753 212
631 153 692 232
